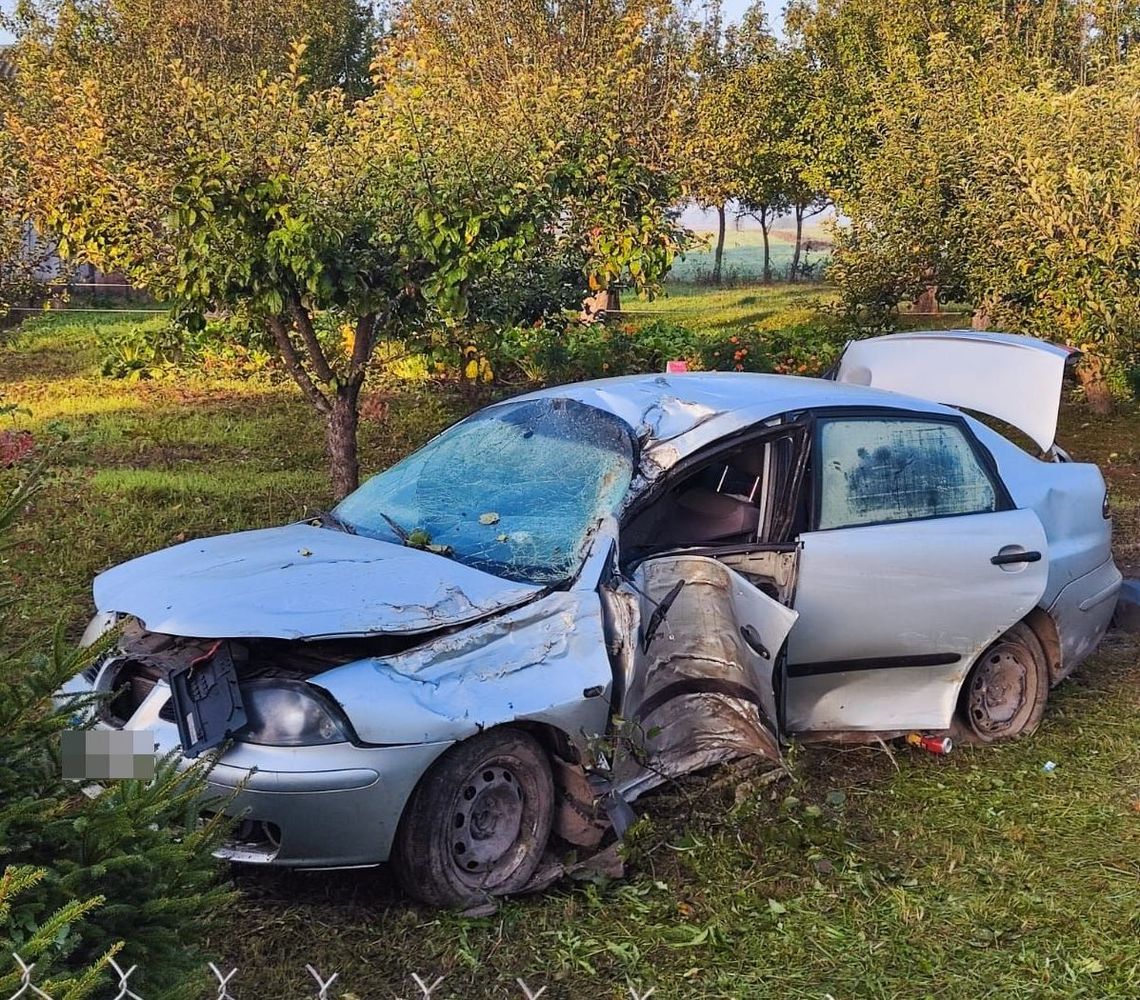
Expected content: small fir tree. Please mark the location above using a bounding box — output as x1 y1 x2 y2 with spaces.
0 468 233 999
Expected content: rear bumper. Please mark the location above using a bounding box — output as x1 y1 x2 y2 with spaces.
1048 556 1122 681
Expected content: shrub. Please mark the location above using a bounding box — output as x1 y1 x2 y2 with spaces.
100 317 274 381
0 469 233 999
487 313 848 385
755 322 851 376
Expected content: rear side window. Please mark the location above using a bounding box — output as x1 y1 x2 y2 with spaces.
818 417 999 530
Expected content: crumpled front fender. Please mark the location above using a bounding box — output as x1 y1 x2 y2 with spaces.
315 590 614 748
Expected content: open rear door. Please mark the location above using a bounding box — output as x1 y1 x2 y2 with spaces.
613 555 798 801
835 331 1078 452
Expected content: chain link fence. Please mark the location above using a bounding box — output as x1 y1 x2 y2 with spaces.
7 954 658 1000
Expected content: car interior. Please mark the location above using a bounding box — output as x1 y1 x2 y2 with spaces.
622 421 809 557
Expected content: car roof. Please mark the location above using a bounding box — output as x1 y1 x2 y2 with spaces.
514 371 956 458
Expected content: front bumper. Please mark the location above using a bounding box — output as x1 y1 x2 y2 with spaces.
203 737 453 867
58 673 452 867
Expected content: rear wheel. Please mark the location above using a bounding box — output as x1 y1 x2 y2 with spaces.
958 622 1049 743
392 728 553 908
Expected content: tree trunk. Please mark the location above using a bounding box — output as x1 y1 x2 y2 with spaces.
761 214 772 284
712 203 727 285
326 385 362 500
790 204 805 282
266 309 374 503
1077 356 1114 416
913 285 941 314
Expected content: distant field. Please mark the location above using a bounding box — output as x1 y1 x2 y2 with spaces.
623 280 832 333
671 228 833 283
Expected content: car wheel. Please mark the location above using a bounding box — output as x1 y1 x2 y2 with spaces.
392 728 554 908
959 622 1049 743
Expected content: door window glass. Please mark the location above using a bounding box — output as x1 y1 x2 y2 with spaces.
818 418 998 529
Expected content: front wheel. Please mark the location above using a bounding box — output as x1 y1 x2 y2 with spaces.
957 622 1049 743
392 728 554 908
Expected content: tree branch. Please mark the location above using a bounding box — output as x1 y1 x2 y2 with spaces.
289 294 336 384
267 315 331 415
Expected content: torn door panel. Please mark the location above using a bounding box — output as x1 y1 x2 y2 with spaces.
612 555 798 801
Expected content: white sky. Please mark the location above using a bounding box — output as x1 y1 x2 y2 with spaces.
716 0 785 32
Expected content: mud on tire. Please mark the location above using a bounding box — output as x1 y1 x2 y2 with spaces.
392 728 554 908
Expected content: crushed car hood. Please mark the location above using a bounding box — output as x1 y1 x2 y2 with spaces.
93 523 543 640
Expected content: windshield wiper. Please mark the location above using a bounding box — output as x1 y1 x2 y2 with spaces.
378 511 410 543
312 510 356 534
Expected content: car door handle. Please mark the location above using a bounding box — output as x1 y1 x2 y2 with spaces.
991 550 1042 566
740 624 771 659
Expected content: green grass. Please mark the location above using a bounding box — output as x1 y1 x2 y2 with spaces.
625 282 833 334
670 230 832 284
3 291 1140 999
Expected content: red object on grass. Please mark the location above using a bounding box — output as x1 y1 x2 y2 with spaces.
0 430 34 468
907 732 953 755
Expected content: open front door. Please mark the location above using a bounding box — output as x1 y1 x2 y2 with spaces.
613 554 798 801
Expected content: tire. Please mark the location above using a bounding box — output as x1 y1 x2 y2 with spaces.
392 728 554 908
957 622 1049 743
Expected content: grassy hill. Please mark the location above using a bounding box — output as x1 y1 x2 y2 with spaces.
671 228 833 283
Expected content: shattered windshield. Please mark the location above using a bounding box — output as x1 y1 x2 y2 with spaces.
335 397 636 585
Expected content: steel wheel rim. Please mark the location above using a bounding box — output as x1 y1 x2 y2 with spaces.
450 762 527 881
968 642 1032 737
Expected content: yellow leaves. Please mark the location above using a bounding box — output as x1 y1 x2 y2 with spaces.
461 343 494 383
340 322 356 357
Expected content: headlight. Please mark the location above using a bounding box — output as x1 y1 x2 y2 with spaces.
79 612 122 683
236 681 351 747
80 611 121 649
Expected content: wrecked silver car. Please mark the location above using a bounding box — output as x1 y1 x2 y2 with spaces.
64 331 1122 906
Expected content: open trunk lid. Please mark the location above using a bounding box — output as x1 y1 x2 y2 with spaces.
834 330 1079 452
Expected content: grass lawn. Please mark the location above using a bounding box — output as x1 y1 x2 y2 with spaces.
668 230 832 284
3 287 1139 999
625 281 833 334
